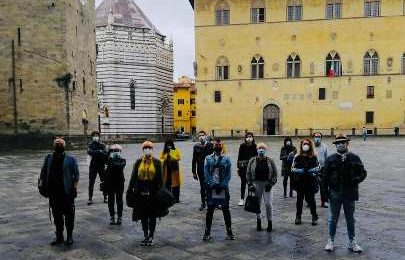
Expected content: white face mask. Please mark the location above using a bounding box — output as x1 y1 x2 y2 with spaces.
302 144 310 152
93 136 100 142
246 137 253 143
286 141 291 146
143 148 153 156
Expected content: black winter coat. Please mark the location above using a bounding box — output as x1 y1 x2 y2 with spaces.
104 157 126 192
237 142 258 169
291 155 320 193
321 152 367 201
280 145 297 176
192 142 214 176
87 141 107 167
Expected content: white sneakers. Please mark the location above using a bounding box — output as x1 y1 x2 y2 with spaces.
238 199 244 206
325 238 363 253
324 238 335 251
348 239 363 253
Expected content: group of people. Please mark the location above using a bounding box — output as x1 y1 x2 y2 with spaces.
38 130 367 253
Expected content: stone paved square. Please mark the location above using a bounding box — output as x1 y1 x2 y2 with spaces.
0 137 404 259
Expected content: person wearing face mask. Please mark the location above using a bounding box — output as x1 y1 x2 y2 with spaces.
321 134 367 253
127 141 163 246
160 139 182 203
192 131 214 211
280 137 297 198
203 139 235 241
313 132 329 208
105 144 126 225
291 139 320 226
246 143 278 232
87 131 108 205
38 137 79 246
236 132 258 206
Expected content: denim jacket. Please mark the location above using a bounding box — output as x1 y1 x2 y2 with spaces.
204 153 231 189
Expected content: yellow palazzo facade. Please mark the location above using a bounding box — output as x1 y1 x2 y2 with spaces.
191 0 405 136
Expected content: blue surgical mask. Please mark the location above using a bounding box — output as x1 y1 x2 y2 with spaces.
314 137 321 144
111 151 121 158
257 148 266 157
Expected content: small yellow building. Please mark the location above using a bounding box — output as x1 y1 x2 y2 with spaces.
173 76 197 135
190 0 405 136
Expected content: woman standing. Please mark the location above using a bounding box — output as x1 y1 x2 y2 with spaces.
127 141 163 246
280 137 297 198
237 132 258 206
160 140 182 203
247 143 278 232
291 139 320 226
105 144 126 226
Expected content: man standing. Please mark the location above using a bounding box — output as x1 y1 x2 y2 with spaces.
322 134 367 253
313 132 328 208
39 137 79 245
192 131 214 211
203 139 235 241
87 131 108 205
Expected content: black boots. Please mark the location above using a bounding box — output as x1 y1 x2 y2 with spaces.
199 204 206 211
65 230 73 246
295 215 302 225
257 219 262 231
267 221 272 232
116 217 122 226
203 228 212 241
50 231 64 246
110 216 115 225
226 227 236 240
312 215 318 226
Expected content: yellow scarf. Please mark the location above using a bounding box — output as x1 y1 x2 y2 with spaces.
138 156 156 181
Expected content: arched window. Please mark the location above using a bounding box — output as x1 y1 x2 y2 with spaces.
251 0 266 23
215 1 230 25
251 55 265 79
326 51 342 77
287 54 301 78
364 0 380 17
402 53 405 74
364 50 379 75
129 79 136 110
326 0 342 19
287 0 303 21
216 56 229 80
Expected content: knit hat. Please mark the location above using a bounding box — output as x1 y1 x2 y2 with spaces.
257 142 267 150
142 140 154 149
332 134 350 144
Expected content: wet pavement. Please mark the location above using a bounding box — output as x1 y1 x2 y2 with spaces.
0 137 404 260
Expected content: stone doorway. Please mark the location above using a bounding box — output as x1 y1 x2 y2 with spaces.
263 104 280 135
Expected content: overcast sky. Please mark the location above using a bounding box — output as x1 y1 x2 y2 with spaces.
95 0 195 81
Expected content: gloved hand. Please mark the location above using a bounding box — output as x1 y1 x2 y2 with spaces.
248 184 255 192
192 172 198 180
265 183 271 192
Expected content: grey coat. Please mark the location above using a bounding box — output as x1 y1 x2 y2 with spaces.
246 156 278 187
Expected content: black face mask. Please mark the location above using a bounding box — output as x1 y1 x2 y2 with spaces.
54 145 65 154
214 147 222 154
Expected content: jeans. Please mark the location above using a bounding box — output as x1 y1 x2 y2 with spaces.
328 190 356 240
253 181 273 221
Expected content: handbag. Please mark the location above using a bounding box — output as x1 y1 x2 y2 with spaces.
126 190 138 208
155 188 175 209
244 191 261 214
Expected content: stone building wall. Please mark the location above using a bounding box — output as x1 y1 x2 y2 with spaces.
0 0 98 136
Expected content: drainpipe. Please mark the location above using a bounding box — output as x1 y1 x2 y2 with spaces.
11 39 18 135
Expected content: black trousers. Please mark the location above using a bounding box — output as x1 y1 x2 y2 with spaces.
108 190 123 217
141 217 156 238
296 189 317 217
89 165 106 200
197 171 206 205
283 175 293 197
320 182 328 204
50 198 75 237
239 167 247 200
205 206 232 233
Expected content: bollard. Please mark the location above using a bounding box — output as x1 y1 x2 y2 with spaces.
352 128 356 136
295 129 298 137
309 128 313 137
331 128 335 137
374 128 378 136
231 130 234 138
211 130 215 138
